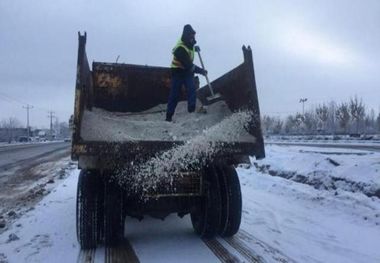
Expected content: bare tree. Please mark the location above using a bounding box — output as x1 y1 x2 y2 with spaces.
327 101 337 134
59 122 71 138
349 96 365 133
294 113 303 133
376 112 380 132
272 118 283 134
336 103 350 134
303 111 317 133
364 109 376 133
262 115 274 135
1 117 22 143
316 104 329 132
284 115 295 134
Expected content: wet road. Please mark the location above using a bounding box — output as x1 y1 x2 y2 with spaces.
0 142 70 172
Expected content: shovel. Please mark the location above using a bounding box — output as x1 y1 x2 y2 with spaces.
195 46 222 104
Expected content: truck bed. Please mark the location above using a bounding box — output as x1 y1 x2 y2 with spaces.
71 32 265 163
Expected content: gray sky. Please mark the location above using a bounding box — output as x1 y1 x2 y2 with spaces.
1 0 379 128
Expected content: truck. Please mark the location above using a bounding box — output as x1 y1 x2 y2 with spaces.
72 32 265 249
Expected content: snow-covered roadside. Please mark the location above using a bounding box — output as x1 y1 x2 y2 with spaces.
0 169 221 263
1 145 379 263
0 157 75 234
252 145 380 198
266 135 380 145
239 166 380 263
0 170 80 263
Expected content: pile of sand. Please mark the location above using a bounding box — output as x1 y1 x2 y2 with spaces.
80 100 247 142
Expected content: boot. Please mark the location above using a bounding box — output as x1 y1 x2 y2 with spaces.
165 113 172 122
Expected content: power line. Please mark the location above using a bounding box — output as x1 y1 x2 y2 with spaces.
0 91 28 105
0 91 67 114
0 95 16 104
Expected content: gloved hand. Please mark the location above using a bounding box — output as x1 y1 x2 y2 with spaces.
201 69 208 76
194 46 201 52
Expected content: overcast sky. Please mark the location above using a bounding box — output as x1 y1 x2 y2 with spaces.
1 0 379 128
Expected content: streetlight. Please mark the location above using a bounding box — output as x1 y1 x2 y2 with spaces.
299 98 308 115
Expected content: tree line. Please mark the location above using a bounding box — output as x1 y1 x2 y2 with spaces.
262 96 380 135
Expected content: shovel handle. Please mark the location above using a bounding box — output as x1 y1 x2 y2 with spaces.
196 50 215 97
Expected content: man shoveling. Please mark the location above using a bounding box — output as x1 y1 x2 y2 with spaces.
166 24 207 122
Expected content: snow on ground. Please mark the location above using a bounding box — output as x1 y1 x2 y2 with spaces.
252 145 380 198
0 170 79 263
1 145 379 262
239 166 380 263
0 154 74 234
125 216 220 263
0 169 220 263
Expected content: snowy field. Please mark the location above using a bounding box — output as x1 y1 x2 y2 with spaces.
0 145 379 262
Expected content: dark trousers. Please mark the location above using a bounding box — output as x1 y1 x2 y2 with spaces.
166 73 196 117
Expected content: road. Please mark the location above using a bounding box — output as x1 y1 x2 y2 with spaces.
0 142 70 172
0 141 72 225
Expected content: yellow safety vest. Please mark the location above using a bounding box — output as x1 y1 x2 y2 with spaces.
170 40 195 69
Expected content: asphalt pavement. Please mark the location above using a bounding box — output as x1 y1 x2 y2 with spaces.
0 142 71 171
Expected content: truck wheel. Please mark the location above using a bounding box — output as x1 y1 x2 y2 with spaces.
104 179 124 247
190 165 221 238
76 170 98 249
217 165 242 237
96 175 105 242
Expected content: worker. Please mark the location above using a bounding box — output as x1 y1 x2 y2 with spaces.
166 24 207 122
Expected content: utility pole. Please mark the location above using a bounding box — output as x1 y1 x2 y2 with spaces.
299 98 308 116
23 104 33 142
47 111 55 140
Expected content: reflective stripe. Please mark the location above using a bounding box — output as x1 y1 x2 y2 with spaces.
172 59 184 69
170 39 195 69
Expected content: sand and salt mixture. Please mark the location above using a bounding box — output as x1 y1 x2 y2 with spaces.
81 100 248 142
114 110 256 195
81 100 256 196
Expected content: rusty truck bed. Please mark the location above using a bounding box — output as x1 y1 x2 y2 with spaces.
71 33 264 164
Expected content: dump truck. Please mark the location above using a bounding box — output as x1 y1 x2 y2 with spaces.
72 32 265 249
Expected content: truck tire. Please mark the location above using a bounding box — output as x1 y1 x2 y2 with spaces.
96 176 105 242
104 179 124 247
190 165 221 238
217 165 242 237
76 170 98 249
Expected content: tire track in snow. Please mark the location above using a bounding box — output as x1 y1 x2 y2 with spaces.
77 248 95 263
202 238 241 262
105 240 140 263
238 230 297 263
77 240 139 263
222 236 263 263
75 231 291 263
